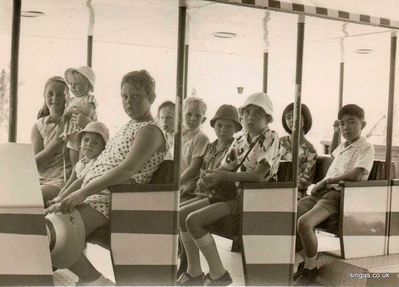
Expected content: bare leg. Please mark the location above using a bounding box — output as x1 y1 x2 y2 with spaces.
68 205 108 281
42 184 60 204
186 202 231 279
297 206 331 269
178 198 210 277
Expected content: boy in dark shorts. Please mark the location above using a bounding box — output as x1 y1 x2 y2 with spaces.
295 104 375 285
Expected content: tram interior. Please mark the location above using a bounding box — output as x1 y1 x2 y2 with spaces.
1 0 399 286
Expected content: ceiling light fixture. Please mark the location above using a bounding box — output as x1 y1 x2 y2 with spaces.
213 32 237 39
355 48 374 54
21 11 45 18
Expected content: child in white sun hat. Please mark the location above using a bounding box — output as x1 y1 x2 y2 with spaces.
46 121 109 211
62 66 98 166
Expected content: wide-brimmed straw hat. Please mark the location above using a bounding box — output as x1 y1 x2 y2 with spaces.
76 121 109 145
282 103 313 134
210 104 242 131
238 92 273 122
65 66 95 88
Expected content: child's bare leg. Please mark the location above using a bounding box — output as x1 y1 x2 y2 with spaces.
297 206 331 270
68 205 108 281
179 198 210 277
186 202 231 279
41 184 60 204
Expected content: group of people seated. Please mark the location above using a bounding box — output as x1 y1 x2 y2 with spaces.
31 67 375 286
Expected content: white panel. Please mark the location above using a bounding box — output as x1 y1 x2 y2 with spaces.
370 16 380 25
280 2 292 11
111 233 176 265
112 192 175 211
304 5 316 15
390 186 399 212
388 236 399 254
243 235 293 264
0 234 52 274
243 188 295 212
328 9 339 19
350 14 361 22
343 186 388 213
0 207 44 214
0 143 43 208
254 0 268 8
343 236 386 259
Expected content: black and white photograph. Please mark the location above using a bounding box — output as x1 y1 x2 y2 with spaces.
1 0 399 286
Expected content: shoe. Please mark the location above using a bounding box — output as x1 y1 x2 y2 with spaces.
78 274 115 286
204 271 232 286
177 272 205 286
294 268 318 286
293 261 305 281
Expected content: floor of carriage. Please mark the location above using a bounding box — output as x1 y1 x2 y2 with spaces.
53 235 245 286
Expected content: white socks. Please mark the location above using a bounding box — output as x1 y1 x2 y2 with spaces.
194 233 226 280
304 255 317 270
180 232 202 277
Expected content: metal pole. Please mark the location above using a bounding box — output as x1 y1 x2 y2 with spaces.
183 45 189 99
338 62 344 109
385 31 396 255
385 31 396 181
292 15 305 187
263 52 268 93
174 1 186 189
87 36 93 67
291 14 305 284
86 0 95 67
8 0 21 143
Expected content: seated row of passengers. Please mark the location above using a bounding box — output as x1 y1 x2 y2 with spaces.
171 97 373 286
32 67 374 286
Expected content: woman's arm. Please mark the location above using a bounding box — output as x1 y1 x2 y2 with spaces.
180 156 202 186
60 125 165 212
58 169 78 196
31 123 64 168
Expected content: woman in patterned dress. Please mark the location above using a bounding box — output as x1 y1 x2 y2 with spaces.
279 103 317 198
46 70 167 285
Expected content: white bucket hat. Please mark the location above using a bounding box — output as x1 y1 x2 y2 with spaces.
65 66 96 88
46 209 86 268
239 92 274 122
76 121 110 145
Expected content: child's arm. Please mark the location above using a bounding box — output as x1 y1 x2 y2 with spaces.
311 167 366 195
180 156 202 186
202 160 270 189
59 176 84 199
59 125 165 213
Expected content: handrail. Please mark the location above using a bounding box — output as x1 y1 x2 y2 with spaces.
108 183 176 193
339 180 389 187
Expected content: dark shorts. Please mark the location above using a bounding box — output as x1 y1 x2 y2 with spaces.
298 188 341 216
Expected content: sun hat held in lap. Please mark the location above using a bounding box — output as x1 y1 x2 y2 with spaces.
239 92 273 122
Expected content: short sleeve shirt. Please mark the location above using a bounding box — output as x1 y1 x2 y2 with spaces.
74 158 96 179
201 139 233 172
181 129 210 173
279 136 317 190
325 137 375 180
220 127 280 181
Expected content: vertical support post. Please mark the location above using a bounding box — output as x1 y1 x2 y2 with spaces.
174 1 186 190
385 31 396 181
86 0 95 67
183 45 189 99
386 31 397 255
87 36 93 67
8 0 21 143
291 14 305 283
263 52 268 93
292 15 305 188
338 62 344 109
